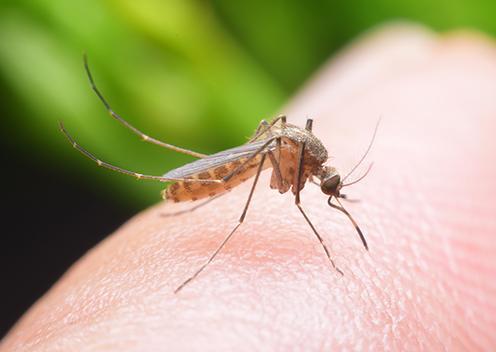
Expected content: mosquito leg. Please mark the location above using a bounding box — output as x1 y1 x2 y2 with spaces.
175 153 268 293
259 118 286 138
294 141 306 205
59 122 221 184
253 119 269 137
222 137 276 182
247 114 286 142
296 203 343 275
83 55 206 158
294 141 343 275
161 193 225 217
267 138 284 190
257 123 283 188
267 151 283 189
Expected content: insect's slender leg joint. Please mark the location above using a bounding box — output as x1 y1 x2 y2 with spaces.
267 138 284 191
59 121 222 184
238 153 266 223
222 137 276 182
294 141 343 275
260 120 274 138
267 152 284 190
248 115 285 142
83 54 206 159
253 120 269 137
175 153 267 293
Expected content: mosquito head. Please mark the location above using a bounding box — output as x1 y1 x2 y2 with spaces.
320 165 369 251
319 166 343 197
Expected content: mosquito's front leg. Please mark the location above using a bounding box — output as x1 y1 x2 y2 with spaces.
294 141 343 275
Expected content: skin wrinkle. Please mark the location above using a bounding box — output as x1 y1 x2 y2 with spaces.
3 24 496 351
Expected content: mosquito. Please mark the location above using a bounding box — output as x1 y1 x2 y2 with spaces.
60 56 378 293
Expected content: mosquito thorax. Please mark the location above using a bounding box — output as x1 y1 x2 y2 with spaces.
319 166 342 196
279 123 328 164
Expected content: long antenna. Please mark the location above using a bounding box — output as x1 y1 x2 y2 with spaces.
342 118 381 183
342 162 374 187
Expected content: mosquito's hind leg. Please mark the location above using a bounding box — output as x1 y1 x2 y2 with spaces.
174 153 268 293
84 55 206 159
60 122 221 184
248 114 286 142
253 119 269 136
293 141 343 275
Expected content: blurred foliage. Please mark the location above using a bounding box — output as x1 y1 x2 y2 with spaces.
1 0 495 209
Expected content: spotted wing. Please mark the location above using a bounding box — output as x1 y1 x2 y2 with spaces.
163 139 276 179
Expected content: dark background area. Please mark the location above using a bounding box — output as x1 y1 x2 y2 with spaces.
2 0 496 337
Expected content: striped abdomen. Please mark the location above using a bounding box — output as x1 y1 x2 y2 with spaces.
164 154 270 202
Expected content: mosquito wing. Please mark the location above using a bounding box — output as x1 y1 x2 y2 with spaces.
163 139 276 179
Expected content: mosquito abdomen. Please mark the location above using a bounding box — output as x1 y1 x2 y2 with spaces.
163 155 270 202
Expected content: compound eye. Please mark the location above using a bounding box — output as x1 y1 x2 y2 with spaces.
321 174 341 195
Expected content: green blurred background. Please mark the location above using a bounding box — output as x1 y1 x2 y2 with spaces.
1 0 495 336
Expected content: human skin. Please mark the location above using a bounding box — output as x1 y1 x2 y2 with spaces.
2 24 496 351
